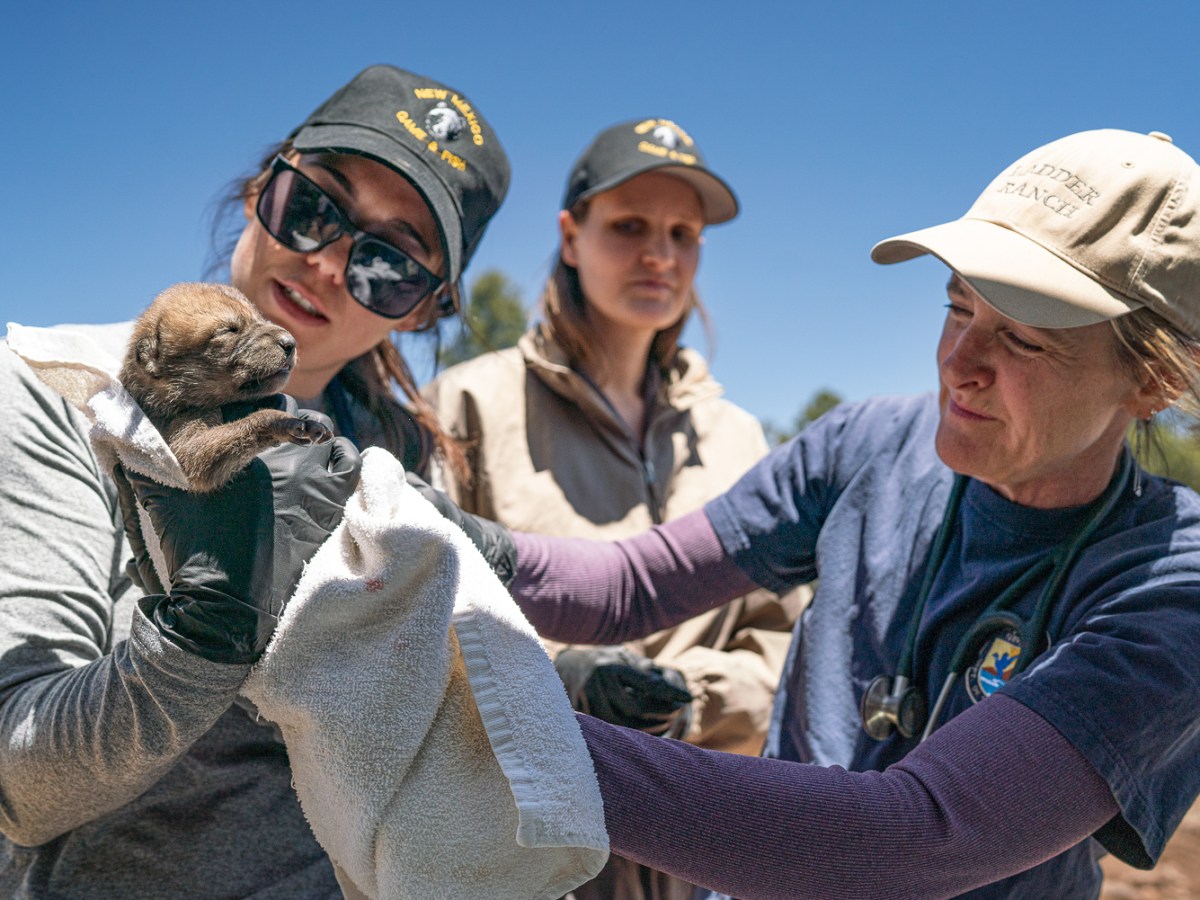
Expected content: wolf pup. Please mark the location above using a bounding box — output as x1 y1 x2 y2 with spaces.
120 282 332 493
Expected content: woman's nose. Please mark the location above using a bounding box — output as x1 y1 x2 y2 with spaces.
641 230 675 268
305 234 350 287
939 326 994 389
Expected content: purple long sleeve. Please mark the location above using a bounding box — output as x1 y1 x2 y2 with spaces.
579 693 1117 899
512 508 759 644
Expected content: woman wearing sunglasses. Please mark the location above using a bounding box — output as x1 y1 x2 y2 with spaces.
428 119 806 900
221 67 508 478
0 65 508 897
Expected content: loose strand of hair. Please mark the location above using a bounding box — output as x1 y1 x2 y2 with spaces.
374 293 470 482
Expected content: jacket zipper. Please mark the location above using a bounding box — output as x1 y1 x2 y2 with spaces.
576 370 665 524
641 454 662 525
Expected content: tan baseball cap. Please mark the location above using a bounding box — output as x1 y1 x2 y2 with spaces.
871 129 1200 338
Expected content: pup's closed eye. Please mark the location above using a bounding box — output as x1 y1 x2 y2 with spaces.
119 281 330 493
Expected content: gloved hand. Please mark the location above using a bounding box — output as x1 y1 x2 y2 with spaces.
404 471 517 588
555 646 694 738
113 400 361 664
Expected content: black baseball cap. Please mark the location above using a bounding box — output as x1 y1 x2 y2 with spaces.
562 118 738 224
289 65 510 285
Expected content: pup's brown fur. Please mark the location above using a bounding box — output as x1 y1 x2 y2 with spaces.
120 282 331 493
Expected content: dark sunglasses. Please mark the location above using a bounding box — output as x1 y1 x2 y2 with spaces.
256 155 448 319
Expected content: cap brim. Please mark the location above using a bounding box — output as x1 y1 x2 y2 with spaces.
579 164 739 225
871 218 1143 328
293 123 465 284
661 167 739 225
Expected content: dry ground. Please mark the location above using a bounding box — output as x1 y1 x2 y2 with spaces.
1100 797 1200 899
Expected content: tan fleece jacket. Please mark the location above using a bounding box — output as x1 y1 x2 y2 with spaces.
428 329 809 757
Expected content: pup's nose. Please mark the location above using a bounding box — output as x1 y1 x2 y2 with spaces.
279 335 297 361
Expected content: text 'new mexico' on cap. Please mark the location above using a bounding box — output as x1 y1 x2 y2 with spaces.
872 129 1200 339
289 64 511 286
562 118 738 225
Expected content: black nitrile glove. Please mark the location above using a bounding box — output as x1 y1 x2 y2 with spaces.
114 462 166 596
114 402 361 664
404 471 517 588
555 646 694 738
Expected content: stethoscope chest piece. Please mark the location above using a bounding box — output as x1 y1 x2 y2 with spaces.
860 674 927 740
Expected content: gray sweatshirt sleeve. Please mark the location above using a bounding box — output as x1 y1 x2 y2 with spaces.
0 347 249 846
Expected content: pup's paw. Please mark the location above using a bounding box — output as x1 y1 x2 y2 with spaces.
284 418 334 446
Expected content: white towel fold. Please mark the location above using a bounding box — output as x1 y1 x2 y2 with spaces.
5 321 187 489
242 448 609 899
6 321 610 900
6 321 182 587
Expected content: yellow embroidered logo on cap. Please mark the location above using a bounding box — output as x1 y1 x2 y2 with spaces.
633 119 697 166
394 87 488 173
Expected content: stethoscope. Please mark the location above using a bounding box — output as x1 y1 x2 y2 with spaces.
860 451 1134 743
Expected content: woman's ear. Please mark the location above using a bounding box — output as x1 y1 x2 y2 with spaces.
242 189 258 222
559 209 579 268
1125 362 1183 420
433 282 459 320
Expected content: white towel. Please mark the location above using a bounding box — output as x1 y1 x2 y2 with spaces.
4 321 187 488
5 322 610 899
6 321 182 588
242 448 609 899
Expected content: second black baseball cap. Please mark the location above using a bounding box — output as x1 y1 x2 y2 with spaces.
562 118 738 224
289 64 510 285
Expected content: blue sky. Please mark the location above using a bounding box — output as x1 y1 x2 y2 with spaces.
4 2 1199 430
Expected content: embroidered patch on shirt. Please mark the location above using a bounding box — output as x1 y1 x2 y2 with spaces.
965 628 1022 703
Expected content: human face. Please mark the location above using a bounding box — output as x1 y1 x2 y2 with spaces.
231 152 445 398
560 171 704 345
255 156 444 319
936 275 1149 508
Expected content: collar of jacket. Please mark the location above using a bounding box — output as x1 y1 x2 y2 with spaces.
517 327 724 432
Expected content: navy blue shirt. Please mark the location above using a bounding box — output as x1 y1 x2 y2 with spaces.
705 393 1200 899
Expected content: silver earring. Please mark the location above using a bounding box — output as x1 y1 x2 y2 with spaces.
1133 409 1157 498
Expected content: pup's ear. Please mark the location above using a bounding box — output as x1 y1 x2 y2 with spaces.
135 329 161 376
